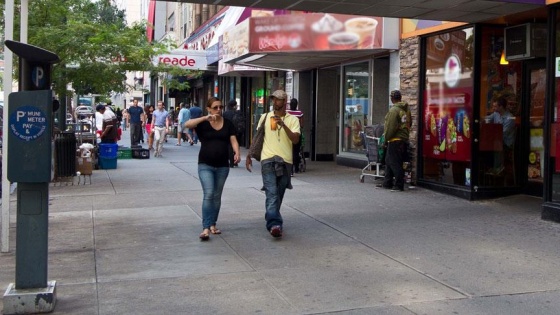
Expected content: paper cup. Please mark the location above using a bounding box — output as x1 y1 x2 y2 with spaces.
328 32 359 50
344 17 378 49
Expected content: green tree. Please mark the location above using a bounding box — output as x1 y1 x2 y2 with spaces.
1 0 200 98
26 0 169 97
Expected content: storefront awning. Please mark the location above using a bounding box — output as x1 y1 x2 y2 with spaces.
222 13 400 71
156 0 545 24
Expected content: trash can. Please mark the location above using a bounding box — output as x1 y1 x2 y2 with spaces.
98 143 118 169
55 132 77 177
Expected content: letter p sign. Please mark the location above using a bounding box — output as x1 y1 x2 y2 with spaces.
32 66 46 89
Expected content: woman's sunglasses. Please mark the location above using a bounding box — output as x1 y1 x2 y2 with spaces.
211 105 224 110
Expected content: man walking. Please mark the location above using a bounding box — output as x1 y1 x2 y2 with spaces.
378 90 411 192
177 103 193 145
151 101 169 157
189 102 203 144
223 99 242 167
246 90 301 238
128 99 145 146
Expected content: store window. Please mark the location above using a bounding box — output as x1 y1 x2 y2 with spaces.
342 62 370 154
478 27 522 188
422 28 474 185
250 76 265 141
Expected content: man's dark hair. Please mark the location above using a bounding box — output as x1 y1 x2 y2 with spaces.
289 98 298 110
496 96 508 109
390 90 402 101
228 99 237 108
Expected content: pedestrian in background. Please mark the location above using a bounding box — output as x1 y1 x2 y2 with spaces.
177 102 193 146
186 97 240 241
122 107 128 131
189 102 203 144
378 90 410 192
151 101 169 157
223 99 240 167
246 90 301 238
145 104 154 150
286 98 304 176
128 99 145 147
96 104 119 144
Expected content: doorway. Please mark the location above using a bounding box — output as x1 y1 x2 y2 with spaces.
522 60 546 196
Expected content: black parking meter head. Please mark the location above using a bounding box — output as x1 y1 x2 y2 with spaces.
4 40 60 91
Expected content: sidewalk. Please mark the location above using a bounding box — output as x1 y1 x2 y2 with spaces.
2 130 560 314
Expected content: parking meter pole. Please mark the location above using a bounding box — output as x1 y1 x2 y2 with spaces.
15 182 49 287
3 40 60 314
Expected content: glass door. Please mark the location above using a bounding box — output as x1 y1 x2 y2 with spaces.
525 60 546 196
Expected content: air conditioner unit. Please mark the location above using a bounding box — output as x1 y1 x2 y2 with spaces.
504 23 547 61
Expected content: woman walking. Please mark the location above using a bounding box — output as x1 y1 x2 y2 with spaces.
186 97 240 240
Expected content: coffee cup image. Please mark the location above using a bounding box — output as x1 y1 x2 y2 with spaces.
328 32 360 50
344 17 378 48
312 14 343 50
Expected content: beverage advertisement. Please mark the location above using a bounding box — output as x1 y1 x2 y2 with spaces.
423 88 472 162
249 13 384 52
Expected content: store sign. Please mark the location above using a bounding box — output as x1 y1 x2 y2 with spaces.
249 13 384 52
222 19 251 63
153 51 208 70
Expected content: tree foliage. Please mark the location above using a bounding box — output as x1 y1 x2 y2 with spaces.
2 0 201 97
0 0 200 95
24 0 169 96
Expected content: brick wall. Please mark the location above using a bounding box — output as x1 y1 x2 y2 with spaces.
400 36 420 182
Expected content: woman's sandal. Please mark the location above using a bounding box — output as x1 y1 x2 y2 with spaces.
199 229 210 241
210 226 221 235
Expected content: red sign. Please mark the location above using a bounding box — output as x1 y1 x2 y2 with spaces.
249 13 383 52
153 51 208 70
158 56 196 67
423 88 472 162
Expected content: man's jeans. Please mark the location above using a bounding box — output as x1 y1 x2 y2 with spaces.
188 129 199 143
198 164 230 229
383 140 408 189
130 123 142 146
261 160 290 230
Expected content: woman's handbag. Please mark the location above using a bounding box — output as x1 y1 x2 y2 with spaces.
248 113 269 161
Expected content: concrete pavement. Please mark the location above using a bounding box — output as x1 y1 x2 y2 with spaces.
2 130 560 314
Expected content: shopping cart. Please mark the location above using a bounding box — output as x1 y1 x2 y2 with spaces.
359 124 385 183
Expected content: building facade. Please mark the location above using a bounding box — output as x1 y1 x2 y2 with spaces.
149 0 560 222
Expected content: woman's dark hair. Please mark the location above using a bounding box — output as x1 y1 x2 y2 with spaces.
206 97 221 108
289 98 298 110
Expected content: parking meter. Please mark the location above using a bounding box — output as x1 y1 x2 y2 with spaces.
4 40 59 290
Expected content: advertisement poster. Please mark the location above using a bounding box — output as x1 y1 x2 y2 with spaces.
249 13 383 52
222 19 250 63
423 88 472 162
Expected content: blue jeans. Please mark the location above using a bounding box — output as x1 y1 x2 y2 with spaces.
188 129 199 143
261 161 290 230
198 164 230 229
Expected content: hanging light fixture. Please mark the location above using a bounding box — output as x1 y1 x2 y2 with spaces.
500 50 509 65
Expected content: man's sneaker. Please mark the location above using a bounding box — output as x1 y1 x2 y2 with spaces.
391 186 404 192
270 225 282 238
376 183 391 189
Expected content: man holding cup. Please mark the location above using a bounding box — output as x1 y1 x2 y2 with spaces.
246 90 301 238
